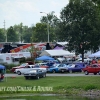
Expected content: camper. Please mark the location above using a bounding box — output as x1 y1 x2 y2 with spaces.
0 52 31 64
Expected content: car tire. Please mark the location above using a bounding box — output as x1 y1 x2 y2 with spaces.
52 70 56 73
61 70 65 73
17 71 21 75
85 71 89 75
43 74 46 78
36 75 39 79
98 71 100 75
94 73 97 75
69 70 72 73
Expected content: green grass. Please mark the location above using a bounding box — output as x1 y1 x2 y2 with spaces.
0 76 100 95
0 95 91 100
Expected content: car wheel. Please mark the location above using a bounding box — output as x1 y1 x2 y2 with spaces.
36 75 39 79
43 74 46 78
52 70 56 73
69 70 72 73
98 71 100 75
94 73 97 75
61 70 65 73
85 71 89 75
17 71 21 75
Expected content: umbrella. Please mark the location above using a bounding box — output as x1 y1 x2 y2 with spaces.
35 55 54 61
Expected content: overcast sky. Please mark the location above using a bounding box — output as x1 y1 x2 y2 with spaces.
0 0 69 29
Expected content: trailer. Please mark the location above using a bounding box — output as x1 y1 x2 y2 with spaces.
0 52 31 64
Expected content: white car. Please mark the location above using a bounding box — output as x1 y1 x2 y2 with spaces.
77 58 92 63
15 65 46 75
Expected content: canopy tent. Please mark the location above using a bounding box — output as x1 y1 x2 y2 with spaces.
0 65 5 69
35 55 54 61
53 46 63 50
40 50 75 56
89 51 100 57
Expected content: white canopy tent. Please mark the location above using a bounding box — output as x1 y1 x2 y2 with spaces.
40 50 75 56
89 51 100 57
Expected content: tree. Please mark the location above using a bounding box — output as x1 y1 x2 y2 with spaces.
7 26 18 42
32 23 47 42
40 11 60 42
23 26 33 43
60 0 100 62
0 28 5 42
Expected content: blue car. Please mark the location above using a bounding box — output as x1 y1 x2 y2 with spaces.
47 64 67 73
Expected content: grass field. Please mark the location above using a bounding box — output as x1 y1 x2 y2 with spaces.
0 76 100 95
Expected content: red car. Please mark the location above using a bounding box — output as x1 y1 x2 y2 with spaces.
82 64 100 75
10 63 29 73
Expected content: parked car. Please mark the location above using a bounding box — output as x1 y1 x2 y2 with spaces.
15 65 46 75
24 69 46 80
58 64 75 73
10 63 29 73
77 58 92 63
66 64 85 73
82 64 100 75
47 64 67 73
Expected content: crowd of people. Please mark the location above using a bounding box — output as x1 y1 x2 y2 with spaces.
90 57 100 64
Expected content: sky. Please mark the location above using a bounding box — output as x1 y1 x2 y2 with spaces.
0 0 69 29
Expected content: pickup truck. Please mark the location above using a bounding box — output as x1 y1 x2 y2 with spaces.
82 64 100 75
15 65 47 75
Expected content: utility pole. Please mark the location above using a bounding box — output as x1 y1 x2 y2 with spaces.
40 12 50 43
4 20 7 42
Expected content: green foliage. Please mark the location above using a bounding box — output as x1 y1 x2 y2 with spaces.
19 57 26 64
59 0 100 61
25 57 33 61
0 28 5 42
32 23 47 42
85 85 97 90
7 26 18 42
40 11 60 42
6 64 17 70
0 76 100 95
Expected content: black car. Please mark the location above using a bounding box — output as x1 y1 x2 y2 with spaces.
24 69 46 80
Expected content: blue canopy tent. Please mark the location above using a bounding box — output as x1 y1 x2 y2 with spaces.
35 55 54 61
0 65 5 69
0 65 6 81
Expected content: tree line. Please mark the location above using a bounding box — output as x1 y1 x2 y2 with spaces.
0 0 100 61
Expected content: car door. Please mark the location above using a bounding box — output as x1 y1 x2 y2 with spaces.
21 66 31 73
73 65 80 72
93 65 98 73
88 65 95 73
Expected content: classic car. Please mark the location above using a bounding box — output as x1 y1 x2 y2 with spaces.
82 64 100 75
58 64 74 73
15 65 46 75
10 63 29 73
66 64 85 73
47 63 67 73
24 69 46 80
